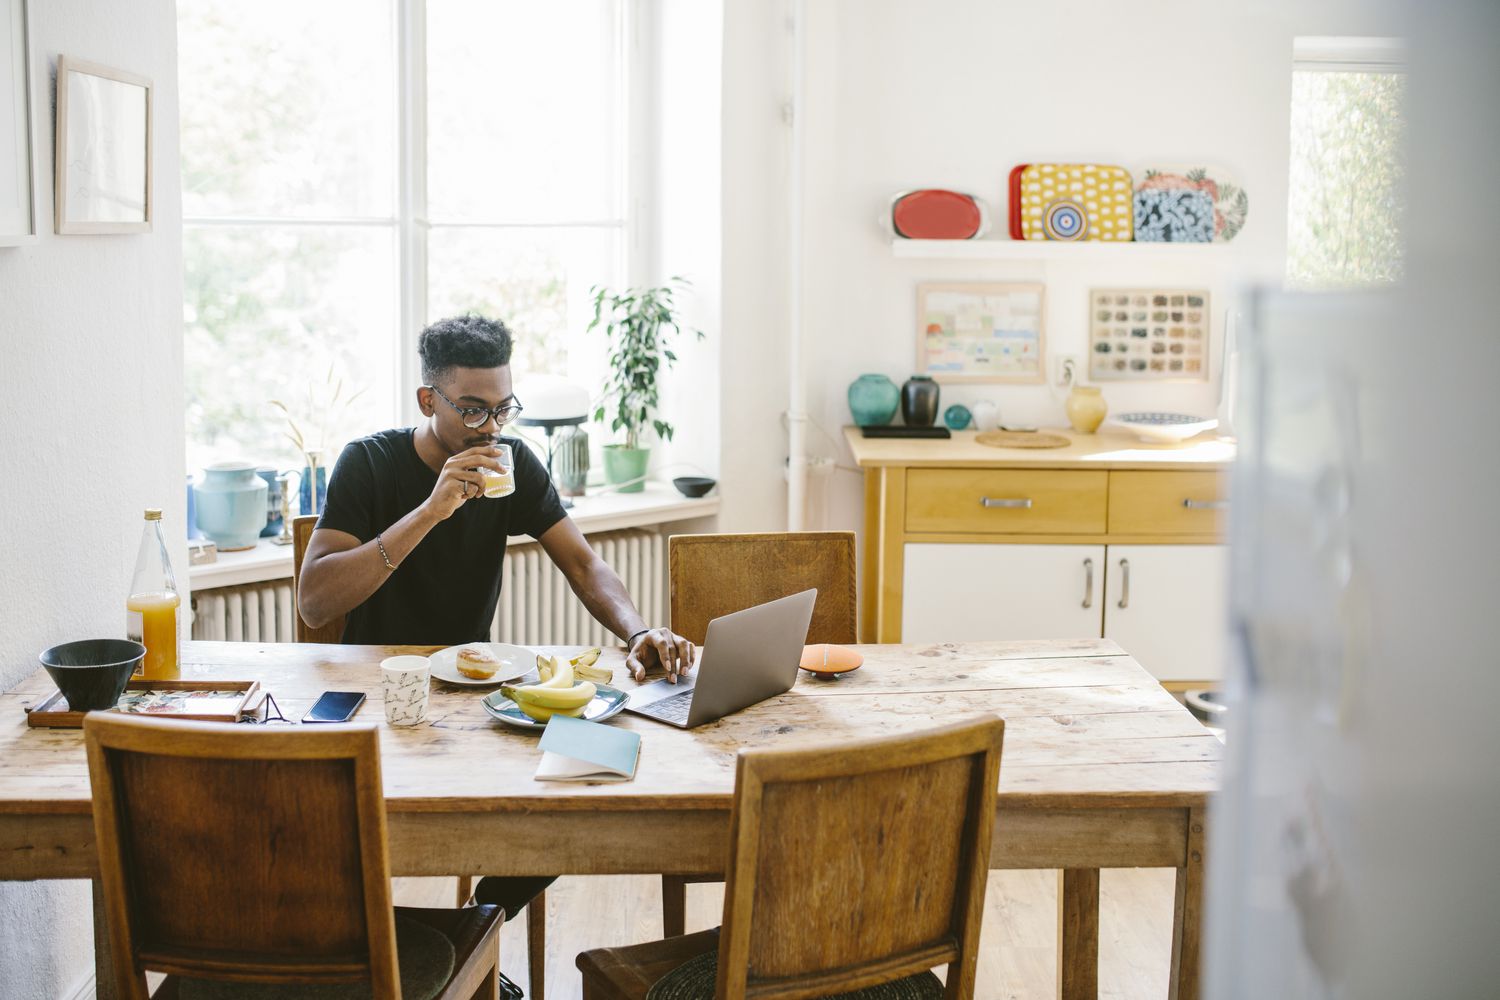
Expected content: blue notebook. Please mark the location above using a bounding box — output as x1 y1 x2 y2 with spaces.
535 713 641 782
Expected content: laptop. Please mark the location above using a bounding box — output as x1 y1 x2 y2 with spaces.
625 589 817 729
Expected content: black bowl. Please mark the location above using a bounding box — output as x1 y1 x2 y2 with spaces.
39 639 145 711
672 476 717 498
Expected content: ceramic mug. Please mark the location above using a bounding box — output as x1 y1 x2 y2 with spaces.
381 655 431 726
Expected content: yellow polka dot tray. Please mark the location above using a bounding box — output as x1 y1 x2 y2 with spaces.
1016 163 1135 242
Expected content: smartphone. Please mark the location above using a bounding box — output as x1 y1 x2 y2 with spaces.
302 691 366 724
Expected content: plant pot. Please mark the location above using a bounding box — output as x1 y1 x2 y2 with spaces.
603 445 649 494
194 463 269 551
901 375 941 427
847 374 900 427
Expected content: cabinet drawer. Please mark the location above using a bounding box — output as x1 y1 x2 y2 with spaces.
1108 471 1228 536
906 470 1107 534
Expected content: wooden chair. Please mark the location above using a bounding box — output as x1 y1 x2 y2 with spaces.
666 531 858 647
661 530 858 938
578 716 1005 999
292 514 347 645
292 514 550 998
84 714 503 999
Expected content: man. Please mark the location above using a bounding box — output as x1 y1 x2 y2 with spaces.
298 313 695 976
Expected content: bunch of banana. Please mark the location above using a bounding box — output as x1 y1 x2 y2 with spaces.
536 647 613 685
502 654 598 722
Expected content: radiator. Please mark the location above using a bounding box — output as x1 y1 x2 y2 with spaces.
191 527 666 646
192 582 296 642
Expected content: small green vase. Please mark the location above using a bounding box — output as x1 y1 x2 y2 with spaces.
603 445 649 493
847 374 900 426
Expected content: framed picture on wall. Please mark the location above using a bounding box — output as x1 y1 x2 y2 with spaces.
916 282 1046 383
54 55 152 234
1 0 37 245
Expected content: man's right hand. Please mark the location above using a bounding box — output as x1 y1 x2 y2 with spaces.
424 445 506 521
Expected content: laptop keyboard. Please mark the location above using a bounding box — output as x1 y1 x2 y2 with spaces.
646 689 695 723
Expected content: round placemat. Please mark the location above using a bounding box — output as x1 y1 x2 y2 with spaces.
975 430 1070 449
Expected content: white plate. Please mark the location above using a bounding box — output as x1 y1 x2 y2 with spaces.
428 642 535 686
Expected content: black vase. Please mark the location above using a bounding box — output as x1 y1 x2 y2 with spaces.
901 375 940 426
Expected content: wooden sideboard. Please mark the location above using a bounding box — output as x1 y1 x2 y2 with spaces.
846 427 1235 687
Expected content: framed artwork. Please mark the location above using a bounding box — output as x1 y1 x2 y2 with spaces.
1088 288 1210 381
1 0 37 245
54 55 152 234
916 282 1045 383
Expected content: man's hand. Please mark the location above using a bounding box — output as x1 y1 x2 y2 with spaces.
626 628 696 684
424 445 505 521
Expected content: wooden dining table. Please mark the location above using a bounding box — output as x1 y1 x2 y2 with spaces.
0 638 1217 1000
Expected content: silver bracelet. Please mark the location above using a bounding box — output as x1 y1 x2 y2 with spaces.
375 533 396 572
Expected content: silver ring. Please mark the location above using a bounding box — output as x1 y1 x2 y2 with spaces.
460 482 470 499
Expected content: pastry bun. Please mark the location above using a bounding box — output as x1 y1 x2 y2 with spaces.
456 645 501 680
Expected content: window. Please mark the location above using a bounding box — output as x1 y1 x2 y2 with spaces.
1286 37 1407 290
179 0 631 473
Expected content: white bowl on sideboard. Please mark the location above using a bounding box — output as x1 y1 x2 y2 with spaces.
1110 411 1219 444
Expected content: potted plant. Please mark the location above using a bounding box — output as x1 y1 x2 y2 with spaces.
587 279 702 493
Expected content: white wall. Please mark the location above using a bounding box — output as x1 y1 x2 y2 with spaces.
716 0 1402 536
0 1 183 995
650 0 724 488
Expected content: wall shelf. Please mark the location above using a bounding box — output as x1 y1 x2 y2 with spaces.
891 239 1233 261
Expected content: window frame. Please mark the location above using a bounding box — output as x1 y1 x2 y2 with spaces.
181 0 644 440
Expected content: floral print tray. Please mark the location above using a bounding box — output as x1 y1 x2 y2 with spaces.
25 679 261 728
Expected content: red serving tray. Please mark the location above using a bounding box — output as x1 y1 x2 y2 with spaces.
1008 164 1029 240
891 189 985 240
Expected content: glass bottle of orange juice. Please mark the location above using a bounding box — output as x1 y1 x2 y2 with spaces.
127 508 180 680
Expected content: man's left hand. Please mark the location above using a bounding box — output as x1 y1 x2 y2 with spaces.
626 628 696 684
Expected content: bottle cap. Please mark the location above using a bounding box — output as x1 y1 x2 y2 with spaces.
144 508 163 521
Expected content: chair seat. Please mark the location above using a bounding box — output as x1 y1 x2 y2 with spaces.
577 930 944 1000
165 905 502 1000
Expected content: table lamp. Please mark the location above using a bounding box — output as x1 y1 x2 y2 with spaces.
515 377 591 507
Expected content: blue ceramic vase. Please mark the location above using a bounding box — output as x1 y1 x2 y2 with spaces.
847 374 900 427
258 467 283 537
194 463 269 551
300 464 328 516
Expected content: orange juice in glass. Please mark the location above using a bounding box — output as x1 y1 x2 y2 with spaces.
480 443 515 499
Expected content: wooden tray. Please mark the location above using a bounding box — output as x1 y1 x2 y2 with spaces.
24 679 261 728
976 430 1070 449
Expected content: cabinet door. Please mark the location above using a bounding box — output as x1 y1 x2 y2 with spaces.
901 543 1106 643
1102 544 1228 682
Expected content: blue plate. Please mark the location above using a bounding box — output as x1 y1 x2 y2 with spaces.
481 683 629 730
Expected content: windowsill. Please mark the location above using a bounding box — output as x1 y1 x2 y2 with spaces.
188 482 719 591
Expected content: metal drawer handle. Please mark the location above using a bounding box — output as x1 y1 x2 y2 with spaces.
1082 558 1094 609
1117 558 1130 609
1182 498 1229 511
981 497 1033 509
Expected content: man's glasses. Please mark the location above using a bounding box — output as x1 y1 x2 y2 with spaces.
425 384 524 429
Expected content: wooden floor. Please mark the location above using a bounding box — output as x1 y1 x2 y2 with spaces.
394 867 1176 999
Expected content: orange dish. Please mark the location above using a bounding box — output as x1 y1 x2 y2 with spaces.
799 643 863 676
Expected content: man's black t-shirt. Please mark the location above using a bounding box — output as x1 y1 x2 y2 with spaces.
315 429 568 645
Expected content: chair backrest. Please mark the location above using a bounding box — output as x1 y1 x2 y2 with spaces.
668 531 857 646
715 716 1004 1000
84 715 399 1000
293 514 345 644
